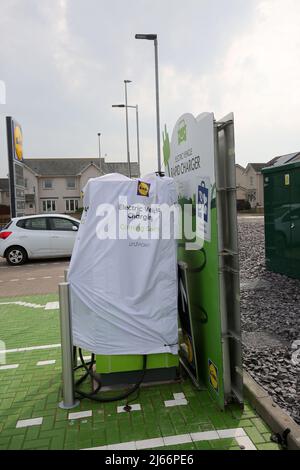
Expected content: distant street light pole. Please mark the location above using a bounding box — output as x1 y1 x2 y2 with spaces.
97 132 102 174
135 33 161 173
112 103 141 177
124 80 132 178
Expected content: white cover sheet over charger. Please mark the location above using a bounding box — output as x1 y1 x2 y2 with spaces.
68 173 178 356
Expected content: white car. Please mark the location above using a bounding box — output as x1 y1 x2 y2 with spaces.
0 214 80 265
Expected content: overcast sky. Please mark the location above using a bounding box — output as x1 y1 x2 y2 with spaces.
1 0 300 177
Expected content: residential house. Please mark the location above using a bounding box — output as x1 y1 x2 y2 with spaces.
1 157 139 216
235 162 267 208
0 178 10 207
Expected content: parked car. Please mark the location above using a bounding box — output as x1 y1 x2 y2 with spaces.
0 214 79 265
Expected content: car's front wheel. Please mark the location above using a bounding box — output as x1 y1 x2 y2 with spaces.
5 246 27 266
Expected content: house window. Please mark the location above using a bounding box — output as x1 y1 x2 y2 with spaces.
66 177 76 189
250 176 254 186
43 179 53 189
65 199 79 212
42 199 56 212
24 178 28 189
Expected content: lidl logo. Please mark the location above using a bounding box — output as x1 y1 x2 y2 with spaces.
177 119 187 145
137 181 150 197
208 359 219 393
14 124 23 161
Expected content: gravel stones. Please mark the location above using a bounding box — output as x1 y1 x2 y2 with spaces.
238 216 300 424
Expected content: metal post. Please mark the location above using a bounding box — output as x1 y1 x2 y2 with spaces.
154 38 161 173
124 81 132 178
97 133 102 174
135 105 141 177
58 282 79 409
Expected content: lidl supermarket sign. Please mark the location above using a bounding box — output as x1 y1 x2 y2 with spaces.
13 123 23 162
6 117 25 218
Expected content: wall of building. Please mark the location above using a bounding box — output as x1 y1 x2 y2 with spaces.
37 176 80 214
79 165 100 191
24 168 39 215
0 191 10 206
256 173 264 207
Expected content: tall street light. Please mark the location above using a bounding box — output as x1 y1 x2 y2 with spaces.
124 80 132 178
135 33 161 173
97 132 102 174
112 104 140 177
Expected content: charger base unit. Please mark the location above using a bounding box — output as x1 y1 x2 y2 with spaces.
96 353 179 386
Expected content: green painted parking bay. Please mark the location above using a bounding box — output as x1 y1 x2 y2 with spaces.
0 294 280 450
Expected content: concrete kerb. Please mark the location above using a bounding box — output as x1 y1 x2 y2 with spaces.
243 371 300 450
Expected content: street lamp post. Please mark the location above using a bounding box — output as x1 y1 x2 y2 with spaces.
97 132 102 174
135 33 161 173
124 80 132 178
135 104 140 176
112 103 141 177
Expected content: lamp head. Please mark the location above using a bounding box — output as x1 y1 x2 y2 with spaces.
135 34 157 40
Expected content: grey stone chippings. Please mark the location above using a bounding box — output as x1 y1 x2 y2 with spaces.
238 217 300 424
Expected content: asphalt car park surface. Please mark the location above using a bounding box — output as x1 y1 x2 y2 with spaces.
0 257 70 297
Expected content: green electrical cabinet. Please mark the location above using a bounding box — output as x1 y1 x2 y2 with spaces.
262 152 300 279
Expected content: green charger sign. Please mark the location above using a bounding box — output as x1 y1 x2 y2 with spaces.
164 112 243 409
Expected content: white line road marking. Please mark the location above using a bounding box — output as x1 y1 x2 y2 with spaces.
3 343 61 354
117 404 141 413
26 278 36 281
69 410 92 420
163 434 192 446
107 442 136 450
0 301 44 308
0 364 19 370
164 398 188 407
173 392 186 400
9 279 19 282
190 430 219 441
36 360 56 366
42 276 52 279
136 438 164 450
235 435 257 450
217 428 246 439
44 302 59 310
0 301 59 310
16 417 43 428
82 428 256 451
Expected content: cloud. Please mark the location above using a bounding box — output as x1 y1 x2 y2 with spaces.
1 0 299 178
160 0 300 166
